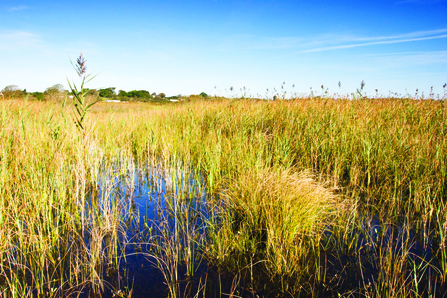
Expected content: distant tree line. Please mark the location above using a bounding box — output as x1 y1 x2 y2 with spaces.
93 87 185 102
95 89 209 101
1 84 209 102
1 84 67 101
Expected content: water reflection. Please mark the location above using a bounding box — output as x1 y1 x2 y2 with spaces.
85 162 446 297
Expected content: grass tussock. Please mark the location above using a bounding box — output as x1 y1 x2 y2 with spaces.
207 168 339 294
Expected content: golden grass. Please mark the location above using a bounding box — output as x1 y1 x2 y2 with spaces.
206 168 338 294
0 97 446 297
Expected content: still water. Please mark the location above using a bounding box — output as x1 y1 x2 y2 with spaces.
82 162 445 297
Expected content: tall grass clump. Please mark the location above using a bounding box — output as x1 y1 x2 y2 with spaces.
206 168 339 295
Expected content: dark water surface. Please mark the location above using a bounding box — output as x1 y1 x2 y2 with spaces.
80 163 446 297
90 164 248 298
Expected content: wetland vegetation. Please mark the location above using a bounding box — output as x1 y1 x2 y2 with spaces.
1 84 446 297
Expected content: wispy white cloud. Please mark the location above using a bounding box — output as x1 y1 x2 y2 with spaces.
364 51 447 65
299 34 447 53
6 5 31 12
258 28 447 62
348 28 447 42
218 28 447 56
0 30 43 51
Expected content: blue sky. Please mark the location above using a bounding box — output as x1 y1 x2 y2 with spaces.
1 0 446 98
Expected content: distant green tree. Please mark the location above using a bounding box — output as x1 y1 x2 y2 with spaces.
116 90 128 101
32 92 44 101
140 90 152 98
127 90 152 99
99 87 116 98
199 92 208 98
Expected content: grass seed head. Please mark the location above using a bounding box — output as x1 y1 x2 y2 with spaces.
76 51 87 77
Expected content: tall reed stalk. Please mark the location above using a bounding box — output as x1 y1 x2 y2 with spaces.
66 52 100 134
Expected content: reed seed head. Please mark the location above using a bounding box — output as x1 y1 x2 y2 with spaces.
360 80 366 90
76 51 87 77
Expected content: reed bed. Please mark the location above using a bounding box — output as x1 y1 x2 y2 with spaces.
0 96 446 297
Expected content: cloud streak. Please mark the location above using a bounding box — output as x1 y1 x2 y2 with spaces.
6 5 31 12
0 30 43 51
347 28 447 42
299 33 447 53
364 51 447 66
220 28 447 57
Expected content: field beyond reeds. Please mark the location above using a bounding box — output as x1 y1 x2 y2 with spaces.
0 96 446 297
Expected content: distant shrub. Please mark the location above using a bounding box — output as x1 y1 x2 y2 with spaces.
127 90 152 100
44 84 65 101
1 85 23 99
98 87 116 98
32 92 44 101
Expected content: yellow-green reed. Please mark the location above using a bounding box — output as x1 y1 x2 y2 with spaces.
0 100 132 297
205 168 339 295
1 95 446 297
100 97 445 296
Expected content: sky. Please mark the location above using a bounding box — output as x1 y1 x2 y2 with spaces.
1 0 446 98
